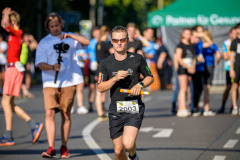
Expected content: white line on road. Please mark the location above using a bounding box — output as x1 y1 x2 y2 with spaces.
236 127 240 134
213 155 226 160
82 119 112 160
223 139 238 148
153 129 173 138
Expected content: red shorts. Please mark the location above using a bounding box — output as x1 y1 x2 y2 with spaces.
3 67 23 97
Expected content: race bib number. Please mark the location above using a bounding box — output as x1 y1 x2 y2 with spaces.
116 100 139 114
183 58 193 67
15 61 25 72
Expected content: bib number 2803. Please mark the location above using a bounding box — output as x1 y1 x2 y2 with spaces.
116 100 139 114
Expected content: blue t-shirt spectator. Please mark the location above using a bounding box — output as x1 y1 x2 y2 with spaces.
203 43 219 66
195 41 205 72
143 41 156 63
87 38 98 63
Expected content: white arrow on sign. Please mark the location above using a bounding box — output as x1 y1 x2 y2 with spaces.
140 127 173 138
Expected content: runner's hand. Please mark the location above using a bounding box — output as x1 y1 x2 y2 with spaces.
2 7 11 15
130 83 142 96
115 70 128 81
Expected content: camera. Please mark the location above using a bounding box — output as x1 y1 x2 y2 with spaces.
54 42 69 53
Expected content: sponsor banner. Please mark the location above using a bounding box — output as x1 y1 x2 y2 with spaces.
150 14 240 27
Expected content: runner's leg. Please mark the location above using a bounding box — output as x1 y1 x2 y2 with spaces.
113 135 127 160
123 126 138 157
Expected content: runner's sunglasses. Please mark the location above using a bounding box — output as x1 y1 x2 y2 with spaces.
111 38 128 43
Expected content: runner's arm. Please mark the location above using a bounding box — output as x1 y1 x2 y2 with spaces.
98 70 128 93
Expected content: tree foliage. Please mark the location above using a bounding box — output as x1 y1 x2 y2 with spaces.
0 0 175 39
103 0 175 29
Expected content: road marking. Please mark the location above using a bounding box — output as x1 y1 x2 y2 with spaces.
82 119 112 160
236 127 240 134
140 127 173 138
213 155 226 160
223 139 238 148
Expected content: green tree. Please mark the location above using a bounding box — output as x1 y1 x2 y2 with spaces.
103 0 175 29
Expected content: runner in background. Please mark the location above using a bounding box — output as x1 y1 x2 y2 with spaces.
71 32 89 115
95 25 114 120
21 33 38 98
218 27 237 113
143 28 160 91
71 47 88 114
0 7 43 146
86 26 101 112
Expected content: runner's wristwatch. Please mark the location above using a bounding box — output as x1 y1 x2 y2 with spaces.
138 82 144 89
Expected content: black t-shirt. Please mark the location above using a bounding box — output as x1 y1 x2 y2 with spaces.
127 40 142 53
230 38 240 65
96 41 112 63
155 45 169 67
98 52 153 111
177 42 195 59
177 42 195 67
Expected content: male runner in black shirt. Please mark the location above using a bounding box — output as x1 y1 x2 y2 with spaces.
97 26 153 160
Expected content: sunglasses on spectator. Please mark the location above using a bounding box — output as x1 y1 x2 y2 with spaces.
111 38 128 43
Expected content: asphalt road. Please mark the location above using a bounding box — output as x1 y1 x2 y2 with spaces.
0 85 239 160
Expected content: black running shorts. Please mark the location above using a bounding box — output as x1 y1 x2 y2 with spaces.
108 103 145 139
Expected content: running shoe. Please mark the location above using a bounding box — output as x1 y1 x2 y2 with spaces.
231 107 239 115
176 109 191 118
77 106 88 114
128 153 139 160
42 147 56 158
203 110 216 116
98 115 108 121
60 145 70 159
32 122 44 143
0 135 15 146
